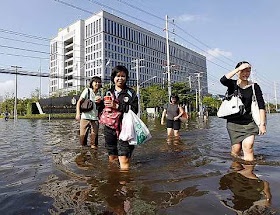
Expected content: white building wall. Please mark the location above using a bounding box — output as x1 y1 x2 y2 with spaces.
49 20 84 96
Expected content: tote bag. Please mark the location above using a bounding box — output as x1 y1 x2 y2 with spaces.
217 90 245 118
80 88 94 112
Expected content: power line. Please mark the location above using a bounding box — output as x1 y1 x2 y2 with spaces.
174 33 233 69
0 28 50 42
114 0 236 65
55 0 232 73
0 44 85 61
115 0 165 21
55 0 163 31
0 67 89 80
85 0 164 30
112 1 275 90
0 44 49 55
0 27 84 49
0 36 50 47
0 51 49 60
173 23 236 65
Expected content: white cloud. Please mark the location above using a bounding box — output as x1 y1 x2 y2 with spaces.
0 80 14 97
176 14 203 22
207 48 232 60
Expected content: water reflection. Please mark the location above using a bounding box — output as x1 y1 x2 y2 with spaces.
85 170 134 215
219 161 272 214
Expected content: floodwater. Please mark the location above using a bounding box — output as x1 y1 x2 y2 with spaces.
0 114 279 215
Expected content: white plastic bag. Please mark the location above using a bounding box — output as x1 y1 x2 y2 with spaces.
128 110 152 145
119 111 135 141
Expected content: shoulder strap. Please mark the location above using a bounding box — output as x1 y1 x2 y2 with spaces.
233 80 240 96
87 88 90 100
225 80 239 98
252 83 257 101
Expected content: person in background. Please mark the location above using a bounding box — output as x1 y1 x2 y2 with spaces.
76 76 103 149
220 61 266 161
161 95 184 138
4 111 9 121
102 65 138 170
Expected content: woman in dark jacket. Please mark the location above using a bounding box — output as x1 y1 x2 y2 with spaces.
102 65 138 170
220 61 266 161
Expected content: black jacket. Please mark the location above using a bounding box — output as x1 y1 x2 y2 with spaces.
108 86 138 115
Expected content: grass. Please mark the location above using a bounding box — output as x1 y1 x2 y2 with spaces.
5 113 76 119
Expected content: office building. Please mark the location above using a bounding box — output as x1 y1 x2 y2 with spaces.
49 11 207 96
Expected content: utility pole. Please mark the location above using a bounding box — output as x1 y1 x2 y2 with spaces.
267 94 271 114
39 59 42 100
188 76 192 89
165 15 172 98
274 82 277 111
11 65 22 122
195 89 198 112
195 73 203 116
132 58 145 117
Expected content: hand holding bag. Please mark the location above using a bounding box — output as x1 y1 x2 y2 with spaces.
251 83 261 126
119 111 135 142
122 110 152 145
180 111 189 122
217 88 245 118
80 88 94 112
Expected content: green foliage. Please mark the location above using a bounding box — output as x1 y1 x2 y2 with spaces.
30 88 40 101
18 113 76 119
140 85 168 108
203 96 222 115
67 90 78 96
171 82 195 104
203 96 221 108
1 93 14 114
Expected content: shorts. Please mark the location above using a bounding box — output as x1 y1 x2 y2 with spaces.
103 126 134 158
166 119 181 130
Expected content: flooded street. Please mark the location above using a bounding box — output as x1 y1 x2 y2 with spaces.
0 114 279 214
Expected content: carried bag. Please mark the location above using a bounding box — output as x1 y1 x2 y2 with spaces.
80 88 94 112
119 110 136 142
251 83 261 126
217 87 245 118
99 109 122 130
99 91 122 135
180 111 189 122
120 110 152 145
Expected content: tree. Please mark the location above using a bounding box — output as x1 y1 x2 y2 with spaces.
30 88 40 101
171 82 195 105
1 93 14 114
203 96 222 115
140 85 167 108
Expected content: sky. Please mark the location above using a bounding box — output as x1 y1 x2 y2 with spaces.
0 0 279 103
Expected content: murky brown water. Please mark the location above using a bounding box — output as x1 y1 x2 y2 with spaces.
0 114 279 214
